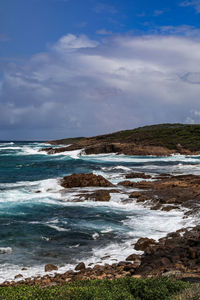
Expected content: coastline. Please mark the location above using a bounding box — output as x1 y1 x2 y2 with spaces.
1 164 199 286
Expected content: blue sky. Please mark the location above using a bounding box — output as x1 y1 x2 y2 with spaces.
1 0 200 56
1 0 200 139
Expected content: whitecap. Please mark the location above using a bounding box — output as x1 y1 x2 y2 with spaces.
0 247 12 254
46 224 69 232
92 232 100 240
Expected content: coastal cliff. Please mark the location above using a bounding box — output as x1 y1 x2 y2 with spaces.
45 123 200 156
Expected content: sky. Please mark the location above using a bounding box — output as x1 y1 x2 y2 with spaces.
1 0 200 140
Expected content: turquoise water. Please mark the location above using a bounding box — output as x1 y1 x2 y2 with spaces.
0 141 198 282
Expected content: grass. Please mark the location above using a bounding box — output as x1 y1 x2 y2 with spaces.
0 277 190 300
173 283 200 300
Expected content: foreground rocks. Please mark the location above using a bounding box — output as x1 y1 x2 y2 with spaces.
3 226 200 287
134 226 200 278
61 173 113 188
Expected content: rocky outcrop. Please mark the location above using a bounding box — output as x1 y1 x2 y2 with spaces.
43 143 177 156
134 238 157 251
134 226 200 277
118 174 200 213
60 173 113 188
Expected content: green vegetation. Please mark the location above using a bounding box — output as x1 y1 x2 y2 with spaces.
49 137 85 145
0 277 189 300
51 124 200 151
173 283 200 300
103 123 200 151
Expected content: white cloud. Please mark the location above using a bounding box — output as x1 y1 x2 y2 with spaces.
1 33 200 139
180 0 200 13
52 34 98 52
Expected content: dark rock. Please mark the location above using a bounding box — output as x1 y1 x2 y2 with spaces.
14 274 23 279
84 190 111 202
126 172 151 179
129 192 143 199
126 254 141 261
75 262 86 271
135 238 157 251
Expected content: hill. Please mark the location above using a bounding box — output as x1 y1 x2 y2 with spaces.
46 123 200 156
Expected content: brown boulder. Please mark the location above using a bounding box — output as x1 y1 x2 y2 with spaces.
75 262 86 271
44 264 58 272
61 173 113 188
135 238 157 251
126 254 141 262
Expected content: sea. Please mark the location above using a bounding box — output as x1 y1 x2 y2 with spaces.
0 141 199 283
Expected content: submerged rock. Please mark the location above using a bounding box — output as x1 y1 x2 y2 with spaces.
79 190 111 202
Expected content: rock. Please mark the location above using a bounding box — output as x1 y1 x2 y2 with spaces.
61 173 113 188
84 190 111 202
132 274 142 278
75 262 86 271
126 254 141 262
21 267 27 271
126 172 151 179
162 205 179 211
135 238 156 251
35 190 41 193
118 181 136 187
44 264 58 272
14 274 23 279
129 192 143 199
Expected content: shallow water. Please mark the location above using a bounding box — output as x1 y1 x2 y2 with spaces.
0 141 199 282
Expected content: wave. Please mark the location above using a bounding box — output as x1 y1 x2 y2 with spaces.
80 153 200 164
0 146 21 150
46 224 69 232
0 142 14 147
0 247 12 254
51 149 83 159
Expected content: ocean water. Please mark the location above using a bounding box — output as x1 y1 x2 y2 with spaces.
0 141 199 282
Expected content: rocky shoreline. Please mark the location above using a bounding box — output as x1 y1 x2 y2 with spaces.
2 171 200 287
42 123 200 156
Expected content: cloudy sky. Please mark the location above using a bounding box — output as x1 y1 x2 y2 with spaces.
1 0 200 140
